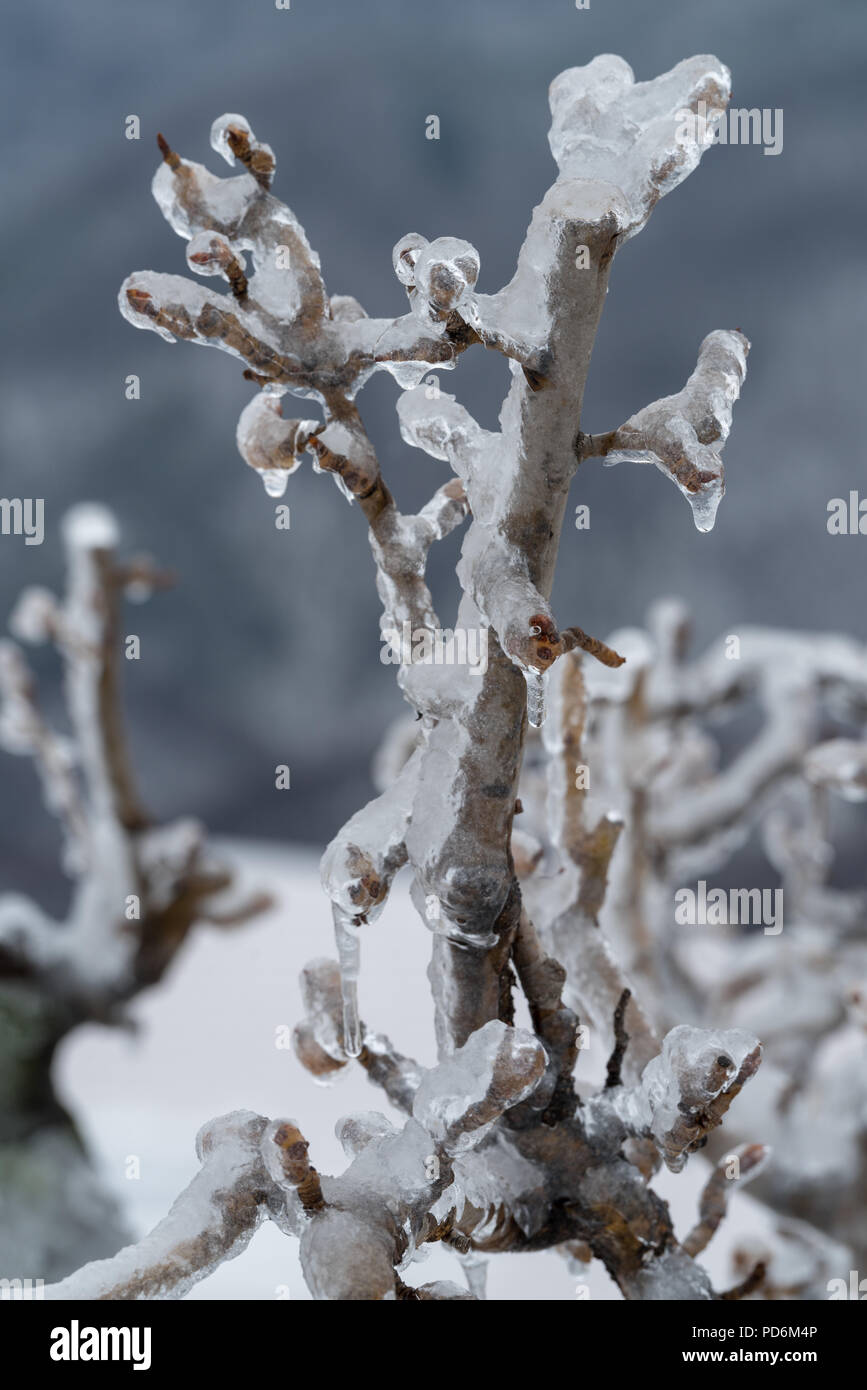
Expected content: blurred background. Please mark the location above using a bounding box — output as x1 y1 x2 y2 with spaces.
1 0 865 896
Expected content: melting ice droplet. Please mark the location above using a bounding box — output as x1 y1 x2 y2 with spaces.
686 478 723 534
259 468 289 499
333 904 362 1057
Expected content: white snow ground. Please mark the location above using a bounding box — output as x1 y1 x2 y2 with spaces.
56 840 775 1300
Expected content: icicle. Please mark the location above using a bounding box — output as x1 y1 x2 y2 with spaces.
387 359 431 391
333 904 362 1057
603 446 725 533
524 666 547 728
685 478 723 534
457 1250 489 1300
257 468 289 499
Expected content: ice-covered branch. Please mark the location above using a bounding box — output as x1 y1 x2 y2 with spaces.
51 1024 548 1301
0 507 254 1001
526 652 659 1081
320 748 421 1055
586 1025 762 1173
0 507 267 1285
578 330 749 532
44 1112 300 1300
120 119 487 521
111 53 766 1303
548 54 731 242
564 599 867 1266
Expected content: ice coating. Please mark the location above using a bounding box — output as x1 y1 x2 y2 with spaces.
319 750 422 1060
258 469 287 497
548 54 730 242
409 237 481 327
43 1112 297 1299
336 1112 397 1159
556 596 867 1262
392 232 428 286
105 60 771 1301
412 1021 547 1153
585 1024 762 1173
397 384 493 476
210 114 261 169
592 330 749 532
236 393 318 485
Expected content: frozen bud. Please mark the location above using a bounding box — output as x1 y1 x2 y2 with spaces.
119 279 177 343
292 1019 347 1082
210 112 253 164
293 957 348 1079
804 739 867 802
61 503 119 552
413 1020 547 1154
185 231 239 276
413 237 480 314
329 294 367 323
236 392 318 482
194 1109 268 1162
335 1111 396 1158
261 1120 325 1215
638 1025 761 1172
392 233 429 287
9 587 58 644
209 113 275 185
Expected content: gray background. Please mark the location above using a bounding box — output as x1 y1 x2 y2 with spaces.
1 0 865 903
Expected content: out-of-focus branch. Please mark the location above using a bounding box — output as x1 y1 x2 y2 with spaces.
683 1143 770 1257
0 506 265 1002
